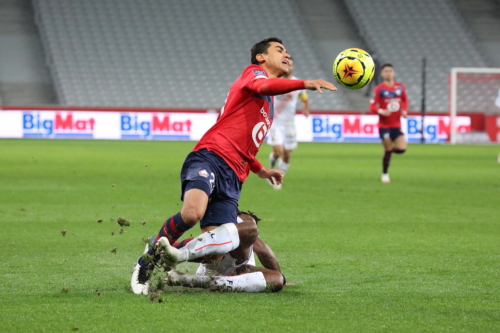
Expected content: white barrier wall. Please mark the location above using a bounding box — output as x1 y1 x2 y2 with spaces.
0 110 471 143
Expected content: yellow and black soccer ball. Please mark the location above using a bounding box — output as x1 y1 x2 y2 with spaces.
333 48 375 90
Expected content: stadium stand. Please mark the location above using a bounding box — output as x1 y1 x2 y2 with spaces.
342 0 489 112
295 0 371 111
0 0 56 105
33 0 349 109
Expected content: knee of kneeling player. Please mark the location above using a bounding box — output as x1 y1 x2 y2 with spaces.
268 272 284 292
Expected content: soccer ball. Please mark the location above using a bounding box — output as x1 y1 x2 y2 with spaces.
332 48 375 90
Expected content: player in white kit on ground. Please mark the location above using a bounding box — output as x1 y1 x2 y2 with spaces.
165 211 286 292
267 57 309 190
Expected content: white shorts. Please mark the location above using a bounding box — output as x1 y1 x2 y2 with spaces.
196 246 255 276
267 123 297 150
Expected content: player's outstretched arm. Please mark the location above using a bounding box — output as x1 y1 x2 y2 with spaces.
303 79 337 94
248 77 336 97
249 77 306 96
253 238 281 273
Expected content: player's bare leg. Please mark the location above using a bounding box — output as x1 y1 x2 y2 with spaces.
392 134 407 153
179 189 209 226
269 144 283 169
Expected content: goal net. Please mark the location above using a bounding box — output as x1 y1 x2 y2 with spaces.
450 67 500 144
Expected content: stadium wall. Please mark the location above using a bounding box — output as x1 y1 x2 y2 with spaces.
0 107 473 143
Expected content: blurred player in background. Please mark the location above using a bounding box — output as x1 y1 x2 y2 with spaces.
267 57 309 190
369 63 408 183
131 37 337 294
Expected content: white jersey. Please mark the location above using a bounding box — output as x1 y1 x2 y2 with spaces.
273 76 307 125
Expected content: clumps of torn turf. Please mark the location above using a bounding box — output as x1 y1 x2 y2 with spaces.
148 268 168 302
60 286 69 293
61 230 66 236
110 247 117 254
141 219 146 226
116 217 130 227
97 219 103 223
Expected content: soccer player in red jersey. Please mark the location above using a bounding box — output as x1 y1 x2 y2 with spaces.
369 63 408 183
131 37 337 294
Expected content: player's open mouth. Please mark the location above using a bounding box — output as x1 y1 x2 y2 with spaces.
282 60 289 65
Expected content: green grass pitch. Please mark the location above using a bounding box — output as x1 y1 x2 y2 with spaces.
0 139 499 332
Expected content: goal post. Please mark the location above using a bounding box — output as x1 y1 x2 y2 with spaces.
450 67 500 144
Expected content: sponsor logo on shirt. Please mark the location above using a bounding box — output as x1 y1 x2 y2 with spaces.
252 70 266 76
252 122 268 148
259 107 271 127
199 169 209 178
387 100 401 112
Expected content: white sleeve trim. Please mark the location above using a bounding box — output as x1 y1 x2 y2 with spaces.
253 75 268 80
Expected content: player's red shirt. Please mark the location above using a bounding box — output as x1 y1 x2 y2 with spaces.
369 82 408 128
194 65 304 182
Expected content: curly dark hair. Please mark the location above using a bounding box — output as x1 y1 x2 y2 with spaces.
237 210 262 224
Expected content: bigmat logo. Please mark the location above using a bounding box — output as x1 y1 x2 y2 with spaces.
405 116 471 143
311 115 471 143
312 115 379 142
121 113 193 139
23 112 95 138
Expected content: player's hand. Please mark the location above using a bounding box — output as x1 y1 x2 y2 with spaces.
302 109 310 118
402 110 408 118
257 167 284 185
378 109 391 117
304 80 337 94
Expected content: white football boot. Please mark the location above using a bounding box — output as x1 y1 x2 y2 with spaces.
131 238 155 295
156 237 184 271
381 173 391 183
